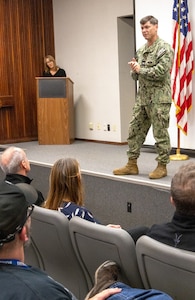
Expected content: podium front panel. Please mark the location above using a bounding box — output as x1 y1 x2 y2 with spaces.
36 77 74 144
38 78 66 98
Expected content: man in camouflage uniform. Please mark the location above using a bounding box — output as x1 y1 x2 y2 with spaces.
113 15 174 179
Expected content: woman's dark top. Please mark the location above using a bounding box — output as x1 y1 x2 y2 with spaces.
43 68 66 77
60 201 100 223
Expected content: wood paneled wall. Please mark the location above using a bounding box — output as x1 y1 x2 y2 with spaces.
0 0 55 143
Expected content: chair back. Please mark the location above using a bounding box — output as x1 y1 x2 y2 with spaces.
136 235 195 300
24 238 44 269
69 217 144 289
25 206 89 299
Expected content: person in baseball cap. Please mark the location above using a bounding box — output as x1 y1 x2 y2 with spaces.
0 181 38 246
0 179 122 300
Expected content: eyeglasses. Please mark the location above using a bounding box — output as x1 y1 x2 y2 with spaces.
26 205 34 219
10 205 34 237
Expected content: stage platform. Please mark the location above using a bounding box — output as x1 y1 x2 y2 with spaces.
0 140 194 230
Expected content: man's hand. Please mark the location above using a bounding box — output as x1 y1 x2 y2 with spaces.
128 58 140 73
106 224 121 229
89 288 122 300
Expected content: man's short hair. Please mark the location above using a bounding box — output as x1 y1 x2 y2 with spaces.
140 16 158 25
0 146 26 174
171 163 195 215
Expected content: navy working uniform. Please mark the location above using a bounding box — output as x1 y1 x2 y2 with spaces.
113 31 174 179
128 37 174 165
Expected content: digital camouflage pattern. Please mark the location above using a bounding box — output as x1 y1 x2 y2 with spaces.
127 37 174 164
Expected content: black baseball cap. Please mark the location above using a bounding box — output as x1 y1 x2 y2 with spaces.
0 181 38 245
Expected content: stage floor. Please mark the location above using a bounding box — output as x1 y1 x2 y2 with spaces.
1 140 194 191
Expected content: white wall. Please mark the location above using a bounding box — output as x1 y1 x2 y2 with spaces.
53 0 195 149
135 0 195 149
53 0 134 143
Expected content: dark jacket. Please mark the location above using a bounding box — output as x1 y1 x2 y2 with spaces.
5 174 44 206
0 264 75 300
146 211 195 251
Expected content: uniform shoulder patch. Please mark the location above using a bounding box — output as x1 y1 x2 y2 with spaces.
157 48 166 58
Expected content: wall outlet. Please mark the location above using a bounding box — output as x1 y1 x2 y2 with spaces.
112 124 117 131
89 122 93 130
97 123 101 130
127 202 132 213
103 123 107 131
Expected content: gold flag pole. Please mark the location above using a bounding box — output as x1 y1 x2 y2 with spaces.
170 0 189 161
170 128 189 160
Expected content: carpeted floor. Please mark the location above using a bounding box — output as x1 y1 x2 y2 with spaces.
0 140 194 190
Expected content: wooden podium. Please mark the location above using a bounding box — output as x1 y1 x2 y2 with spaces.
36 77 74 144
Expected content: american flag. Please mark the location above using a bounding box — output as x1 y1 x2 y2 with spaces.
171 0 194 135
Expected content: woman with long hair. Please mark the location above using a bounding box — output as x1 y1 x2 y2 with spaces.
44 158 99 223
43 54 66 77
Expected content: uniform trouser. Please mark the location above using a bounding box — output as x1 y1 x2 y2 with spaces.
127 102 171 165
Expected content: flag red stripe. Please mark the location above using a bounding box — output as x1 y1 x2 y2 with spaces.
171 0 194 135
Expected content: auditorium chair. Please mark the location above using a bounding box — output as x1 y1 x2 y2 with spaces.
24 237 44 269
136 235 195 300
69 216 144 290
24 206 89 299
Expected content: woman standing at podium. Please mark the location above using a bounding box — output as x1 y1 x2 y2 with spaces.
43 54 66 77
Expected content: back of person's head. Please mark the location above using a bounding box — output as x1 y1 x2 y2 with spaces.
171 162 195 215
140 15 158 25
45 157 84 210
0 146 28 174
0 181 38 249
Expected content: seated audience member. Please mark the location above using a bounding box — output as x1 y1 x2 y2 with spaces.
45 158 120 229
85 260 173 300
0 146 44 206
129 162 195 250
0 181 121 300
126 226 149 243
44 157 100 223
146 162 195 251
43 54 66 77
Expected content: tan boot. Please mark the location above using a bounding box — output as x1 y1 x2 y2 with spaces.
113 159 139 175
149 163 167 179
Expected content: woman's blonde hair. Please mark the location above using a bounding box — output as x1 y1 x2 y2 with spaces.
44 54 58 73
44 158 84 210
